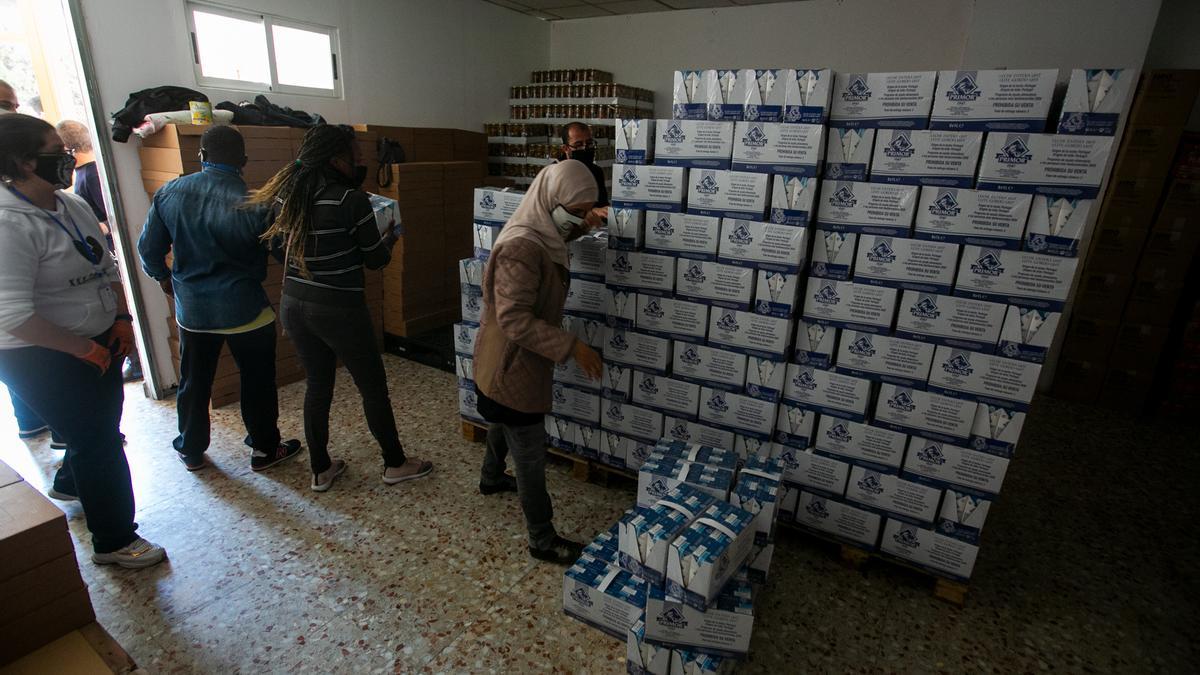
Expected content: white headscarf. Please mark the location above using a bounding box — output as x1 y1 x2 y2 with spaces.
492 159 598 268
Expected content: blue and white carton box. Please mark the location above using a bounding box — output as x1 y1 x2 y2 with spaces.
829 71 937 129
852 235 960 294
814 415 908 472
754 270 802 319
844 464 943 525
778 445 851 499
633 372 703 420
731 122 825 176
794 491 883 549
824 127 875 181
815 181 919 237
612 164 687 212
784 68 834 124
953 246 1078 311
473 222 501 259
706 308 793 360
698 387 778 440
810 229 857 281
460 291 482 324
671 341 748 392
671 649 735 675
997 305 1060 364
653 119 735 170
458 257 484 290
656 440 740 471
616 118 655 165
734 455 784 545
673 70 712 121
552 383 601 424
570 234 609 278
834 330 935 388
914 188 1032 249
686 170 770 221
969 402 1026 457
927 346 1042 410
644 211 721 260
874 384 977 444
869 129 983 188
706 69 750 122
453 322 478 356
902 436 1010 496
663 416 736 451
880 518 979 580
739 68 795 123
637 294 710 342
794 320 839 369
773 401 817 449
802 279 899 334
782 363 872 422
666 501 756 610
607 250 677 297
627 619 671 675
604 328 672 375
1057 69 1134 136
605 363 634 401
769 174 818 225
546 415 578 453
620 486 715 585
644 575 754 658
562 556 648 639
930 69 1058 132
454 353 473 383
976 133 1114 199
459 384 483 423
600 430 633 469
718 219 809 273
1024 196 1092 258
473 187 524 225
564 277 607 317
674 259 755 310
607 288 638 329
609 208 646 251
744 355 787 403
936 488 993 544
575 424 603 460
894 290 1006 352
563 314 606 348
733 434 774 463
637 452 736 507
602 399 665 444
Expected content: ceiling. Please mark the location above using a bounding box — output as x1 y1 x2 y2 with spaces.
483 0 800 21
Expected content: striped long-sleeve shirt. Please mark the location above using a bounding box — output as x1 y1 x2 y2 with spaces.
276 178 391 305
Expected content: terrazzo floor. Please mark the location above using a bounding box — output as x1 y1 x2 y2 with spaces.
1 356 1196 673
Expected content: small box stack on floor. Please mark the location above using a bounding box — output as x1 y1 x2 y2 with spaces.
1055 71 1200 408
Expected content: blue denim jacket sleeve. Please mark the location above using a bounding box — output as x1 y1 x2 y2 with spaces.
138 193 171 281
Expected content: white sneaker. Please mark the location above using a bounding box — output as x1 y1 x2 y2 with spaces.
92 537 167 569
311 459 347 492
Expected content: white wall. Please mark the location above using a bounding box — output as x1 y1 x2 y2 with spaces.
76 0 549 393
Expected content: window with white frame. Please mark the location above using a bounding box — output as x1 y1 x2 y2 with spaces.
185 2 341 98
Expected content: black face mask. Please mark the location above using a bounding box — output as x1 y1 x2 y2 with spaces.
570 148 596 165
35 152 76 189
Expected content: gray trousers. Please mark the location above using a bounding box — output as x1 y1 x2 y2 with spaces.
481 421 556 549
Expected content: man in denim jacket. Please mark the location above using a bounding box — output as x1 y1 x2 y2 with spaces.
138 126 300 472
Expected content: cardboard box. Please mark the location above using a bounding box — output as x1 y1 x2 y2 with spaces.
742 355 786 403
1129 70 1200 126
643 211 721 260
717 219 808 273
815 180 919 237
455 354 474 383
673 70 712 120
663 416 736 450
853 236 960 294
1084 226 1146 275
656 441 740 471
575 424 603 460
615 118 655 165
644 578 755 659
686 169 770 220
825 127 875 181
778 446 851 498
0 459 20 488
732 122 824 176
602 431 653 470
927 346 1041 410
768 174 818 226
637 294 710 341
706 309 793 360
1057 68 1136 136
606 288 637 329
602 399 665 444
802 279 899 334
619 485 715 585
612 164 687 212
814 416 909 473
551 383 601 424
1071 271 1135 320
782 363 872 422
706 69 750 122
869 130 983 187
674 260 755 310
1024 196 1092 258
604 363 634 401
903 437 1009 495
0 481 72 581
953 246 1078 311
874 384 978 444
1110 322 1170 371
632 372 703 420
936 488 994 544
569 235 609 279
794 320 839 368
0 552 85 622
606 250 677 296
997 305 1061 363
1050 357 1106 404
473 187 524 226
666 500 756 610
829 71 937 129
546 415 578 453
914 187 1031 249
1096 177 1167 230
653 119 734 169
697 387 778 439
754 270 802 318
472 223 501 259
1123 278 1185 326
627 619 671 675
773 401 817 449
638 451 735 506
671 341 748 392
609 208 646 251
845 465 943 525
810 229 856 280
740 68 833 124
562 558 647 640
794 491 883 550
460 291 482 325
0 587 95 666
834 330 936 388
976 133 1114 199
879 518 978 581
1114 125 1185 180
563 314 606 348
929 69 1057 131
603 328 672 375
1063 316 1119 363
563 277 606 317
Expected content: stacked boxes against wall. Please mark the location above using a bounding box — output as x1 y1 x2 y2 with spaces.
139 124 384 407
1055 71 1200 408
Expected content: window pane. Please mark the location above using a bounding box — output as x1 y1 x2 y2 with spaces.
272 24 333 90
192 9 270 84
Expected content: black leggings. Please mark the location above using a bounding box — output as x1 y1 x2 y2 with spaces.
280 294 405 473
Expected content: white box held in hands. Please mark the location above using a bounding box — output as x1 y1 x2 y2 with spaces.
1024 196 1091 258
874 384 977 444
674 259 755 310
732 122 825 176
853 235 960 294
615 118 654 165
997 305 1059 364
894 290 1006 352
1057 68 1134 136
880 518 979 581
953 246 1078 311
816 181 918 237
869 130 983 188
810 230 857 280
927 346 1042 410
814 416 908 472
769 174 818 226
612 164 687 212
653 119 734 170
830 71 937 129
802 279 899 334
687 170 770 221
835 330 935 388
914 188 1031 250
671 341 748 392
782 363 872 422
644 211 720 260
718 219 809 273
976 133 1114 199
825 127 875 181
707 308 794 360
930 69 1057 132
794 491 883 550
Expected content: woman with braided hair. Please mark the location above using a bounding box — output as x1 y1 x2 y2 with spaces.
250 124 433 492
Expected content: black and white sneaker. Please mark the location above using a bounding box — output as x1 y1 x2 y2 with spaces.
177 452 208 472
18 425 49 440
50 437 67 450
251 439 302 472
93 537 166 569
529 536 584 565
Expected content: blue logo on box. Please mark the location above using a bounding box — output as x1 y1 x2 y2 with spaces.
643 298 664 319
830 185 857 208
652 215 674 236
917 443 947 465
663 122 686 144
639 376 659 395
884 132 915 158
943 352 974 376
695 174 720 195
996 137 1033 165
1027 233 1047 252
912 295 940 319
887 389 916 412
670 420 691 441
930 191 962 217
814 283 840 306
707 391 729 413
729 222 753 246
570 587 593 607
947 72 982 101
866 239 897 264
843 76 871 102
479 193 497 210
606 404 625 422
806 497 831 519
857 472 884 495
893 527 921 549
848 335 876 357
619 168 640 188
647 478 670 499
716 311 740 333
792 369 818 391
609 332 629 352
657 607 689 629
683 262 707 284
742 125 769 148
971 250 1005 276
611 254 633 274
780 448 799 470
680 346 703 366
826 422 852 443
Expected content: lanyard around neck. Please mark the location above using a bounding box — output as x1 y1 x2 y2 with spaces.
6 185 101 265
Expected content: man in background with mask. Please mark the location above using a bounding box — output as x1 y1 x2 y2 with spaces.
559 122 608 227
138 125 300 473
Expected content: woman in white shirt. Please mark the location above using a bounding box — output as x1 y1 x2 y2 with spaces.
0 114 164 569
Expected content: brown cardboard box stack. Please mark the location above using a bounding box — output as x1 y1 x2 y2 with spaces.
1056 70 1200 407
0 460 94 665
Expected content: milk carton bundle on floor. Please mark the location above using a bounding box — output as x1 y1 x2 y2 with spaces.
666 500 756 611
619 484 717 585
562 548 649 639
644 570 755 658
731 455 784 545
637 448 737 507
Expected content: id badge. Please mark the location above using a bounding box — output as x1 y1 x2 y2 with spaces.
99 285 118 312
